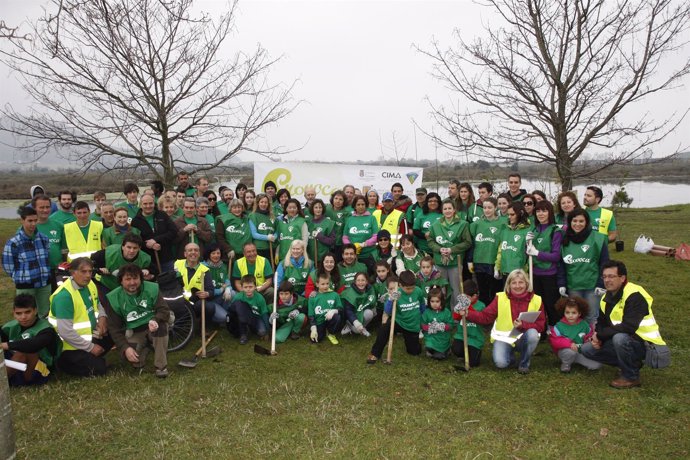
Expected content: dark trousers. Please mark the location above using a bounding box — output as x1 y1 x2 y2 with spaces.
476 271 502 306
533 274 560 326
57 336 113 377
451 339 483 367
370 321 421 358
227 300 267 337
316 314 342 340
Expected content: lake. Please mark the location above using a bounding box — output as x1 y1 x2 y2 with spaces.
0 179 688 219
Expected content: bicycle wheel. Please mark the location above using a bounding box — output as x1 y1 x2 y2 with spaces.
167 297 195 352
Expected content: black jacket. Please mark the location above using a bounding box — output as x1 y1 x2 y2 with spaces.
131 210 178 265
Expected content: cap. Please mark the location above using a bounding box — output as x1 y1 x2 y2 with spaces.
382 192 394 202
377 229 391 240
415 187 427 195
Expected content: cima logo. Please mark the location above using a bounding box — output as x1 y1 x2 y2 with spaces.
406 172 419 184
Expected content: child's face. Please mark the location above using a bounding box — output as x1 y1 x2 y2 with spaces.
376 266 389 280
401 285 415 295
564 305 580 324
420 262 433 277
429 297 443 311
13 306 37 328
354 275 368 290
209 249 221 264
278 291 292 304
317 278 330 293
242 282 256 297
323 256 335 271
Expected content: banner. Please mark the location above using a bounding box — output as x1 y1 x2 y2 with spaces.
253 162 424 199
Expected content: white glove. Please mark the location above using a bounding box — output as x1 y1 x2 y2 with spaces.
288 309 300 320
594 287 607 297
378 294 387 303
223 287 234 301
227 250 236 260
269 312 279 323
111 269 119 278
467 262 474 273
325 309 338 321
525 242 539 257
312 228 322 237
310 325 318 342
389 290 401 301
559 287 567 297
426 321 438 335
309 291 317 298
494 270 502 280
526 231 535 243
267 234 275 243
435 322 447 333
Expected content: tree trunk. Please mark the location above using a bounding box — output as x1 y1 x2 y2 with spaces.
557 156 574 192
0 354 17 459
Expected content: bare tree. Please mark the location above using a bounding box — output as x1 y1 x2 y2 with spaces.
379 129 409 166
420 0 690 191
1 0 296 187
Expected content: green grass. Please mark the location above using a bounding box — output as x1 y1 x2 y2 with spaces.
1 207 689 459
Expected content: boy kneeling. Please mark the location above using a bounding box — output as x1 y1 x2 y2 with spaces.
1 294 59 386
106 264 170 378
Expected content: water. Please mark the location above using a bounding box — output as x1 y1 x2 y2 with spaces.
1 179 688 219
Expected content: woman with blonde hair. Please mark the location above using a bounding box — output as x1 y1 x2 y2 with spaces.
460 268 545 374
276 239 312 296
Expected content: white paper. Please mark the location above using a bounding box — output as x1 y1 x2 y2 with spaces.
5 359 28 372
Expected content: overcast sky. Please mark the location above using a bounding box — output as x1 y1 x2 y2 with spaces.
1 0 689 166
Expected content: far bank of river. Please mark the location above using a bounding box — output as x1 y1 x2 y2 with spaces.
0 179 688 219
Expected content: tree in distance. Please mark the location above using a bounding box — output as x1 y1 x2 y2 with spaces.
420 0 690 191
1 0 296 187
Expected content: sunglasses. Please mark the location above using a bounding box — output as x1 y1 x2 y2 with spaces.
523 201 534 205
379 238 390 241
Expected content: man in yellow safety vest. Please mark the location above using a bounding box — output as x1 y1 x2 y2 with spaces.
373 192 407 249
584 186 617 242
64 201 103 261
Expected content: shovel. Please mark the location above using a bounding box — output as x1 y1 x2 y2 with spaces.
178 330 221 368
254 271 279 356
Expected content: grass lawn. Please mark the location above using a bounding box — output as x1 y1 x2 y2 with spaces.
1 205 689 459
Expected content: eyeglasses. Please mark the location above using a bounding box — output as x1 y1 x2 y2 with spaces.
208 197 216 201
523 201 534 206
379 238 390 242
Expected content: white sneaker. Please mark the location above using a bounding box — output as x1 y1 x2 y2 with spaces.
341 324 352 335
360 328 371 337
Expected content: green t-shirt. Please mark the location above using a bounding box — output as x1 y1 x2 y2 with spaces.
101 225 140 248
422 307 453 352
553 319 591 344
106 281 159 330
413 211 441 255
326 205 353 245
308 290 343 325
343 213 379 258
586 208 617 232
114 202 140 220
51 284 97 331
49 209 76 227
561 231 606 290
307 217 335 262
340 285 377 322
497 224 532 274
338 261 368 289
392 286 426 332
232 291 268 317
453 299 487 349
469 217 502 265
37 219 66 269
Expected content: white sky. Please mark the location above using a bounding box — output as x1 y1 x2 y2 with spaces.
1 0 689 165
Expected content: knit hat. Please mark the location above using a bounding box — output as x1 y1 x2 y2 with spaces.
377 229 391 240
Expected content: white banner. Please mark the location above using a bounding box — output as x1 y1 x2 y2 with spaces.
253 162 424 200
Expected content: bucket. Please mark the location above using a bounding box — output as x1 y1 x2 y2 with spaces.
615 240 624 252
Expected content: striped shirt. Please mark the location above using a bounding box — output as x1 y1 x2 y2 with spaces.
2 228 51 288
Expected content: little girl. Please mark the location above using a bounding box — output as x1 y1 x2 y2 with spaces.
373 260 392 313
421 288 453 360
451 279 486 367
548 296 602 372
416 256 450 308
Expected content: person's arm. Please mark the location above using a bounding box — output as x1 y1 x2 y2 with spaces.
154 292 171 324
276 263 285 288
2 241 17 280
466 296 498 326
596 242 610 289
107 309 131 352
300 222 309 248
215 217 231 255
537 230 563 264
449 224 472 255
154 214 178 245
196 219 212 244
90 249 107 270
56 318 94 352
173 218 187 244
518 299 545 333
249 220 269 241
4 327 57 354
426 229 441 253
598 292 649 341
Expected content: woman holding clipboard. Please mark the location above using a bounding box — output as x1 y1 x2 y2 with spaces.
458 269 545 374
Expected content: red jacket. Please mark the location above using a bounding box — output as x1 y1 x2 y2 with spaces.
466 291 545 333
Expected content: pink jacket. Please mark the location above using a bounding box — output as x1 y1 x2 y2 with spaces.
548 317 595 354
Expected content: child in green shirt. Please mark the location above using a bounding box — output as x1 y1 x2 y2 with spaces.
421 288 453 360
227 275 269 345
451 279 487 367
269 280 307 343
308 273 343 345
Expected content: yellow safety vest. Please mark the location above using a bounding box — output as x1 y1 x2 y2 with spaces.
48 280 99 351
373 209 404 248
601 282 665 345
597 208 613 235
236 256 267 286
174 259 210 300
64 220 103 261
490 292 542 346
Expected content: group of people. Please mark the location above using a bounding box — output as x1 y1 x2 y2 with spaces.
2 172 666 389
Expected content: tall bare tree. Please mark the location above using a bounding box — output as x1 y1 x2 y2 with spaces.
420 0 690 191
1 0 296 187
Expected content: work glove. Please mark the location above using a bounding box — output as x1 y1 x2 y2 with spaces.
526 231 535 243
288 309 300 320
223 287 234 301
354 243 363 254
310 326 318 342
325 309 338 321
435 322 447 332
494 270 502 280
269 312 279 323
389 290 401 301
267 234 275 243
426 323 437 335
467 262 474 273
227 250 236 260
594 287 607 297
559 287 568 297
378 294 388 303
525 242 539 257
309 291 317 298
454 294 472 313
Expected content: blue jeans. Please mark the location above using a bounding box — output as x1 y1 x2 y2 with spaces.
492 328 540 369
581 333 646 380
569 289 599 325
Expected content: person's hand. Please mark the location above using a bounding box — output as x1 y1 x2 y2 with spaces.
197 291 209 299
381 312 389 324
267 234 275 243
559 287 567 297
325 309 338 321
525 242 539 257
146 239 157 249
494 270 502 280
312 228 321 238
223 287 234 301
354 243 362 254
148 320 158 333
310 326 318 342
288 309 299 320
184 224 195 232
1 342 9 351
440 247 451 256
591 333 602 350
309 291 317 298
227 250 236 260
269 312 279 323
378 294 388 303
90 344 105 356
389 290 401 301
468 262 474 273
124 347 139 363
526 231 535 243
153 243 161 251
97 317 108 337
142 269 152 280
99 267 110 275
570 344 579 352
594 287 606 297
513 319 522 329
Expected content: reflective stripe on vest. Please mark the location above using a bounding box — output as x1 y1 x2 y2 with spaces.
373 209 404 247
64 220 103 261
490 292 541 346
601 282 665 345
48 280 99 351
174 259 209 300
236 256 267 286
597 208 613 235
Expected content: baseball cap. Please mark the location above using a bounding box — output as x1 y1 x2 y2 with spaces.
415 187 427 195
382 192 394 202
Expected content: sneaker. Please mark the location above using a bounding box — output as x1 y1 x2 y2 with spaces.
560 363 571 373
360 327 371 338
517 367 530 375
341 324 352 336
366 354 378 364
155 368 169 378
432 351 448 360
290 332 301 340
426 350 434 358
327 334 339 345
609 377 641 389
239 335 248 345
